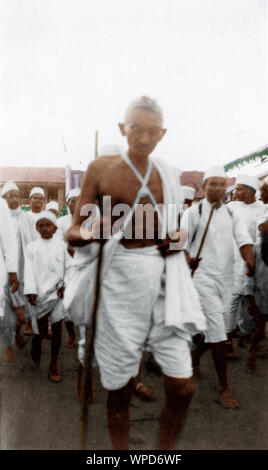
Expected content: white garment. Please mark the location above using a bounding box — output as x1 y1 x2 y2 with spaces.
225 200 265 332
0 199 18 318
57 213 72 242
94 245 193 390
64 156 206 337
181 198 252 342
27 211 43 240
24 237 70 324
244 241 268 316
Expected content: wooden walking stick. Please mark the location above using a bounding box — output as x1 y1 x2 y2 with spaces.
191 202 217 277
80 243 104 450
80 130 103 450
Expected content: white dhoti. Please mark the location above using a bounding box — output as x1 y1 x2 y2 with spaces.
193 273 232 343
92 245 192 390
0 287 17 347
30 298 65 335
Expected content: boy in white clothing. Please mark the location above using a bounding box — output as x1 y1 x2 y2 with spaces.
24 211 69 382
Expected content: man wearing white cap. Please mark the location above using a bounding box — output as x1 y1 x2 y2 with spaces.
1 181 36 359
226 175 264 348
57 188 81 348
181 186 195 207
181 166 254 408
0 195 20 362
28 187 45 222
24 211 69 382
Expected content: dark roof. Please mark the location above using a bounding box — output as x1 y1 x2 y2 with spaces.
181 171 236 199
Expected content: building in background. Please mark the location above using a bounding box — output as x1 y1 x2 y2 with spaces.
0 167 83 209
1 144 267 207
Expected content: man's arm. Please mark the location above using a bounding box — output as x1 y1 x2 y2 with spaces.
231 210 255 275
179 205 202 269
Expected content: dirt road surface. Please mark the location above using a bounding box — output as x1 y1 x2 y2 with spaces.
0 327 267 450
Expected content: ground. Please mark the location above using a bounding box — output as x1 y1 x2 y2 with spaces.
0 327 267 450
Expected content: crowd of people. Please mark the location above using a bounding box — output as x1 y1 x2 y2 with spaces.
0 96 268 450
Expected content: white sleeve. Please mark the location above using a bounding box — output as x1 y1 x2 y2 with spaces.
0 199 18 273
231 211 253 249
23 244 37 295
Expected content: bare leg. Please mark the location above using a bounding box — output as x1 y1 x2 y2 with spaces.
65 321 75 348
24 319 32 336
5 346 14 363
247 314 266 373
133 357 156 401
226 331 234 354
159 375 195 450
210 341 238 409
191 337 210 380
15 307 26 350
31 314 49 365
49 320 62 382
107 378 134 450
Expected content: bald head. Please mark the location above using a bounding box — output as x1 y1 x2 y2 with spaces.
125 96 163 123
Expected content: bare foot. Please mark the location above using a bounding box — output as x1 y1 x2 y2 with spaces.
48 368 62 383
133 379 156 402
5 346 14 363
24 320 32 336
218 386 239 409
15 330 26 350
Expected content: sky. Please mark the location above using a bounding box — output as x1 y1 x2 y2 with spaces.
0 0 267 172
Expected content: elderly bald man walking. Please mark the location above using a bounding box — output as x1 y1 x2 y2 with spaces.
65 96 206 450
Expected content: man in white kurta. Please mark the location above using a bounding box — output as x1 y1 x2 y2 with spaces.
226 175 264 344
181 166 254 409
24 211 69 382
1 181 36 357
0 197 19 362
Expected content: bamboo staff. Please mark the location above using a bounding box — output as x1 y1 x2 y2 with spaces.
80 130 104 450
191 202 216 277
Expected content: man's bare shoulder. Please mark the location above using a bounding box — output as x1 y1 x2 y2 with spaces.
87 154 123 173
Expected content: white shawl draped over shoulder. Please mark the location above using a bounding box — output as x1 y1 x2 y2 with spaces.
153 158 206 336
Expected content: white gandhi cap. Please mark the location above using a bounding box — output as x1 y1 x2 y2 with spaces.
236 174 259 192
181 186 195 201
46 201 59 212
30 187 45 198
35 210 58 227
1 180 20 197
203 166 226 182
66 187 81 202
262 176 268 186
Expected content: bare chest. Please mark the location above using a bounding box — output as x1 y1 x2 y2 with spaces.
98 164 164 209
